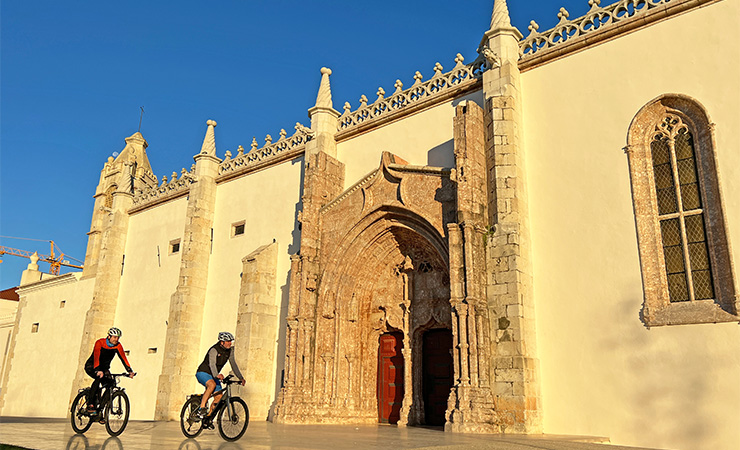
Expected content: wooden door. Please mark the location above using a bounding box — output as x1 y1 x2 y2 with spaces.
377 332 404 424
422 329 453 426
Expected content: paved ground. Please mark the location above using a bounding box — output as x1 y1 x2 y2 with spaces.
0 417 658 450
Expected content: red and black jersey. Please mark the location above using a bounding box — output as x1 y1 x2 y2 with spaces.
85 338 132 373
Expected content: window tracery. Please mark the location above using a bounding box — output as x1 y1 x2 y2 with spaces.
626 95 738 326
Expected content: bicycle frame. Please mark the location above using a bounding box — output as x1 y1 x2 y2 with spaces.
202 375 238 420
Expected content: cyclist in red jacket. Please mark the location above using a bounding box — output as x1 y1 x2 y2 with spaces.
84 327 135 412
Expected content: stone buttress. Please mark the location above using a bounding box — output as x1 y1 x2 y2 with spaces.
481 0 542 433
155 121 221 420
68 132 157 406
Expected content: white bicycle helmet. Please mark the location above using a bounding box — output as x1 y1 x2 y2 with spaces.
108 327 122 337
218 331 235 342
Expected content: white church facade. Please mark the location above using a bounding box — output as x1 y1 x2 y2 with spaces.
1 1 738 449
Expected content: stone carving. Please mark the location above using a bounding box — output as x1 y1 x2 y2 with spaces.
338 54 490 133
479 45 501 69
132 166 196 208
218 123 314 176
520 0 676 60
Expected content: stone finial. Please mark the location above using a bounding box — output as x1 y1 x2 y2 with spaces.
528 20 540 34
490 0 513 29
171 171 178 180
359 95 368 107
376 87 385 101
588 0 601 9
315 67 333 109
280 129 287 140
265 134 273 145
237 145 244 155
433 62 443 76
199 119 217 156
413 71 423 84
558 7 570 22
251 137 258 150
343 102 352 114
394 79 403 93
454 53 465 66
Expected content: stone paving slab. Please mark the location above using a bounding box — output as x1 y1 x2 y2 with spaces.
0 418 659 450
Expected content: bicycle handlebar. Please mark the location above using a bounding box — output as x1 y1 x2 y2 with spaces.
111 372 137 378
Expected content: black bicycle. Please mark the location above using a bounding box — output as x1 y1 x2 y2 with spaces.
180 375 249 441
70 372 135 437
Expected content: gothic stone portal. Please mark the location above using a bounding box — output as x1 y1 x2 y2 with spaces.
274 153 457 426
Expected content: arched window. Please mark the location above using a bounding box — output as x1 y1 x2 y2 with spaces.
104 185 116 208
626 95 738 326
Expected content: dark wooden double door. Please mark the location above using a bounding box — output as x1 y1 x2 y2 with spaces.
377 329 453 426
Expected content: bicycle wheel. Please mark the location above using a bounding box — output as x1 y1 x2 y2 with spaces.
180 396 204 438
70 391 93 434
217 397 249 441
104 390 130 436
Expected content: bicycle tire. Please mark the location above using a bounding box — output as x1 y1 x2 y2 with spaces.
70 391 93 434
104 390 130 436
217 397 249 441
180 396 204 438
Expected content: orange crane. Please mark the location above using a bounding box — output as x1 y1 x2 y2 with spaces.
0 240 83 275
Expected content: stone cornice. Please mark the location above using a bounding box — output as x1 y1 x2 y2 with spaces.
519 0 723 72
16 272 80 295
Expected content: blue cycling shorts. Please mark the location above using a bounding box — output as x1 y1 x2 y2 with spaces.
195 371 222 392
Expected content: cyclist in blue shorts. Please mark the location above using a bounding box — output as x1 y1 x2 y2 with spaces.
195 332 245 425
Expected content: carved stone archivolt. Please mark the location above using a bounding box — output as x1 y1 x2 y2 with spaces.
274 140 498 431
274 152 462 425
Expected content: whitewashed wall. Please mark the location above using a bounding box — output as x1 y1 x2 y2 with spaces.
336 91 484 186
114 197 188 419
2 275 94 417
521 2 740 449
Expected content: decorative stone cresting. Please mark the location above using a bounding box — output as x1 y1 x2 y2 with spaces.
520 0 676 60
338 54 490 133
132 167 196 208
219 123 314 176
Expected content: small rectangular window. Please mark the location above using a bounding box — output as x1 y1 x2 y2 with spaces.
60 300 66 308
170 239 181 255
232 221 246 237
31 323 39 333
148 348 157 354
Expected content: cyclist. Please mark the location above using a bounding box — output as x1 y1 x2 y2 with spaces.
84 327 135 413
195 332 245 425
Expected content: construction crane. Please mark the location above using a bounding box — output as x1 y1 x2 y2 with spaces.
0 239 83 275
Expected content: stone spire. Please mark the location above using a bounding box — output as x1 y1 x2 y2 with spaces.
307 67 340 158
315 67 333 109
490 0 513 29
199 120 217 156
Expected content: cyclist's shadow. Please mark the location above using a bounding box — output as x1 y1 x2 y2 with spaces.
178 439 246 450
66 435 122 450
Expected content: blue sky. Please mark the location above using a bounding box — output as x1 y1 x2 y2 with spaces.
1 0 592 289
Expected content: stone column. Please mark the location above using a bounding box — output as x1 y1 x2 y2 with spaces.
233 242 278 420
155 120 220 420
481 0 542 433
445 101 498 433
